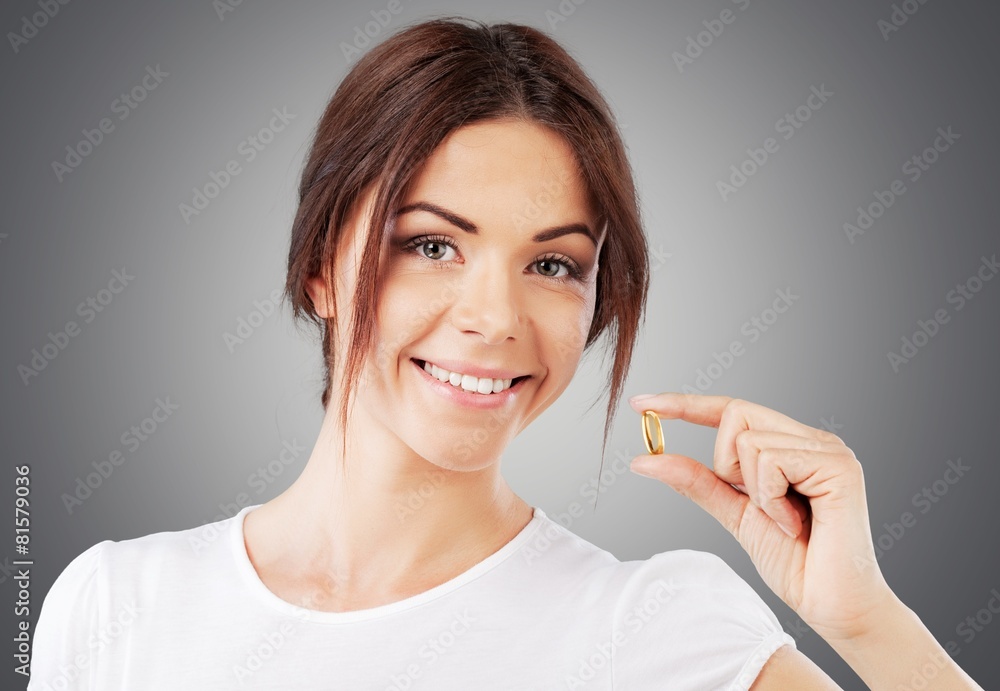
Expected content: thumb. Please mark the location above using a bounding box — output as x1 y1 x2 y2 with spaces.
631 453 748 539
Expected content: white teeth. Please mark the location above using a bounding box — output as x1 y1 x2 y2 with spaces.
421 360 516 395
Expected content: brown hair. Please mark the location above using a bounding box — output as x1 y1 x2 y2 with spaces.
284 16 649 508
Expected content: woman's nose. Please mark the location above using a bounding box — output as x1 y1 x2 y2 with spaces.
449 260 525 345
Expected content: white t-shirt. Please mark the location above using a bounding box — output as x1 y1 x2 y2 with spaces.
28 504 796 690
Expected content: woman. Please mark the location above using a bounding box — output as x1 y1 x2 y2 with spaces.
30 16 983 690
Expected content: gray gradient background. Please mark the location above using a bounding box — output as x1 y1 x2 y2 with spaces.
2 0 998 688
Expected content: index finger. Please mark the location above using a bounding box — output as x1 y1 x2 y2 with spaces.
630 392 834 440
629 392 733 428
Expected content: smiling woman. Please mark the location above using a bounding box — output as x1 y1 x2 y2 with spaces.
28 13 984 691
324 120 610 458
284 27 647 479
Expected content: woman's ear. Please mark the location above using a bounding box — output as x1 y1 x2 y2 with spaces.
305 274 333 319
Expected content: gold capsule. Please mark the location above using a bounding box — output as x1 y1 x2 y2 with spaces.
641 410 664 455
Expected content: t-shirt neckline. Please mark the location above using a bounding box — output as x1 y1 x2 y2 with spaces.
229 502 547 624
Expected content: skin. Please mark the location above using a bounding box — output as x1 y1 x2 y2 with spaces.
243 118 983 688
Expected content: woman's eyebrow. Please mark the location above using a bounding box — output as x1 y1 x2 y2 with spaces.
395 201 597 247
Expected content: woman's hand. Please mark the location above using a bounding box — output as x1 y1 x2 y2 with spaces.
627 392 898 643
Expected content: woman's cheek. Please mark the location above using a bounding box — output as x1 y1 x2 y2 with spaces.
540 303 592 370
376 276 454 353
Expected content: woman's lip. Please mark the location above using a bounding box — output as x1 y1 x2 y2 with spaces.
411 358 529 409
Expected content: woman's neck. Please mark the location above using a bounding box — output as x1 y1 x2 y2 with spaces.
242 401 533 612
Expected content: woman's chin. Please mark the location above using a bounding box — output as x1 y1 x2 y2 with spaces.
411 441 506 473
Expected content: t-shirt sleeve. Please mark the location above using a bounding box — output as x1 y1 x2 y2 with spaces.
610 548 797 691
28 541 106 691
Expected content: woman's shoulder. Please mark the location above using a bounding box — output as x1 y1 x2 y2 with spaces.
521 511 753 601
111 509 243 560
608 547 798 690
36 538 108 618
45 507 247 600
525 509 739 585
615 546 757 590
513 515 796 687
514 508 628 597
609 546 786 630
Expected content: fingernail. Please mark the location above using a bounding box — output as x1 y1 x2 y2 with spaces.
629 394 655 404
778 523 797 538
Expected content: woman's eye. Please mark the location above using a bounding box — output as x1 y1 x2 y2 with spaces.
534 259 569 278
416 240 457 261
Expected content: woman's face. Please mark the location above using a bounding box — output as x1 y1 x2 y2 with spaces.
318 118 605 470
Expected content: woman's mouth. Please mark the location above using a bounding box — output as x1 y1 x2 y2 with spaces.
413 358 528 393
410 358 531 409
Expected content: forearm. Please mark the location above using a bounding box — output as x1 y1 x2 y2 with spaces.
822 594 984 690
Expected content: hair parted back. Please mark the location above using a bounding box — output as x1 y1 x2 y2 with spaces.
284 15 649 507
